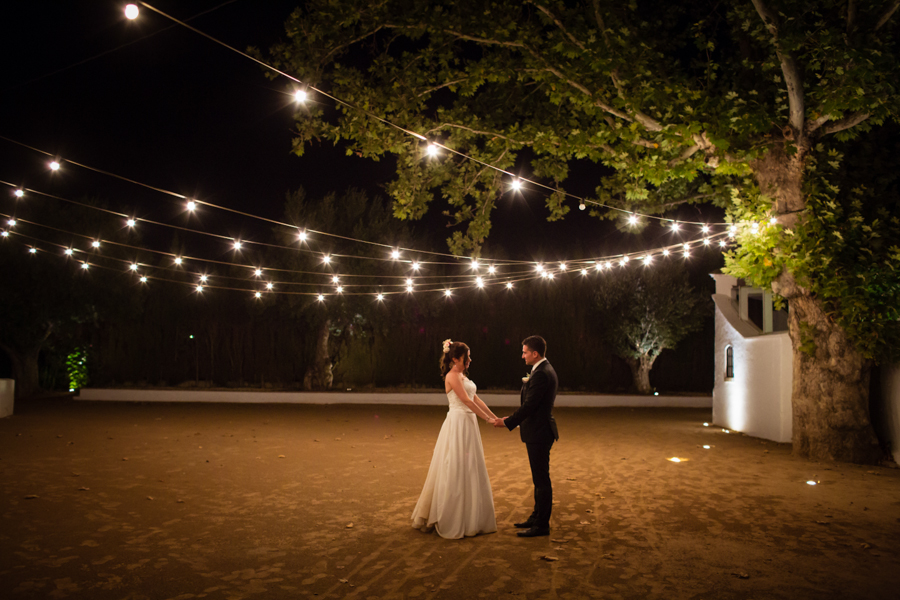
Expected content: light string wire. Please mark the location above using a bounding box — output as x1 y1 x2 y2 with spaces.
0 207 734 291
136 1 730 228
0 168 736 277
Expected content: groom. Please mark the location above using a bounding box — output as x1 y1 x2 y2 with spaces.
493 335 559 537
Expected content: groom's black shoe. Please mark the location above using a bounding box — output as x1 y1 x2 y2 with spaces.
517 526 550 538
514 519 536 529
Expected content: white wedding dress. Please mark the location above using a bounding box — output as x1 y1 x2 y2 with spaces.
411 377 497 539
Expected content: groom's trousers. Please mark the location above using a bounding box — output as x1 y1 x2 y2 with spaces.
525 440 554 527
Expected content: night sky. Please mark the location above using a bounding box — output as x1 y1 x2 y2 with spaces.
0 0 723 266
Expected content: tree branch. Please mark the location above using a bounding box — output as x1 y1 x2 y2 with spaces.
442 30 526 48
751 0 805 136
318 25 387 67
847 0 858 32
427 122 532 145
530 2 587 51
875 0 900 31
415 78 469 98
591 0 612 49
806 113 833 133
819 112 871 135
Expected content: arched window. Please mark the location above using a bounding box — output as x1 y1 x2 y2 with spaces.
725 346 734 379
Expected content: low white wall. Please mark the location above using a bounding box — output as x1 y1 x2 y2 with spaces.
879 364 900 464
77 388 711 408
0 379 13 418
712 296 793 443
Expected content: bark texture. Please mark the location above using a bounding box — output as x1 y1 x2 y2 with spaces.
304 319 333 391
626 355 656 395
785 294 882 463
0 343 41 399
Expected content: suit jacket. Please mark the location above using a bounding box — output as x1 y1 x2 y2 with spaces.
505 360 559 443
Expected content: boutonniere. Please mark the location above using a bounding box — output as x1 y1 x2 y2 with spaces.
522 373 531 383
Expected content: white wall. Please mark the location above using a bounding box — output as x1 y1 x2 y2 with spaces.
0 379 14 418
77 388 711 408
712 295 793 443
878 364 900 464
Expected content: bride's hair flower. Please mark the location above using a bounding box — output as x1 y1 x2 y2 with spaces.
442 339 452 354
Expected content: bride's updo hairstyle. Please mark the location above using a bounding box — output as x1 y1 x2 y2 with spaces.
440 340 470 378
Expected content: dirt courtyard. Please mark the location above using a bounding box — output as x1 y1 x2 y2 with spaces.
1 399 898 600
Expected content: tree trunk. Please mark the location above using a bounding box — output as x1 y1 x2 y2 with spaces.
626 354 656 394
757 142 883 463
304 319 333 391
0 343 41 399
784 292 882 463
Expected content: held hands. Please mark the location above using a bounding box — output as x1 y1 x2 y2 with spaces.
492 417 507 428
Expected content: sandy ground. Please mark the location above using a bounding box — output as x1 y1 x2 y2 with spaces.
1 399 899 600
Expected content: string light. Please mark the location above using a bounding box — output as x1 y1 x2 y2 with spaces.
376 293 384 301
332 275 340 284
406 285 413 293
643 255 652 265
233 240 243 250
186 200 196 211
266 282 274 290
671 221 680 232
254 268 262 277
405 278 413 286
475 277 484 288
506 282 513 289
751 222 760 233
487 265 496 274
703 238 710 246
174 257 183 265
718 240 727 247
126 218 136 227
298 230 308 242
411 261 420 271
580 268 588 276
7 219 16 227
444 289 452 297
81 262 89 270
294 89 308 103
124 4 139 19
255 291 262 299
196 285 203 293
64 248 73 255
317 294 324 302
547 273 555 280
535 264 544 273
14 189 24 198
701 224 710 234
595 263 603 272
0 231 8 238
559 263 567 271
28 247 36 254
322 255 331 264
139 276 147 283
129 263 138 271
510 179 522 192
770 216 777 224
391 249 400 260
628 214 638 226
199 275 208 283
49 161 60 171
425 144 438 157
470 259 479 270
729 225 737 236
662 249 670 256
91 240 100 248
336 286 343 293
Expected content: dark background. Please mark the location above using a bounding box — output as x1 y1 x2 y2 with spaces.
0 0 722 393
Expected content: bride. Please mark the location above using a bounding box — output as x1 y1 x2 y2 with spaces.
411 339 499 539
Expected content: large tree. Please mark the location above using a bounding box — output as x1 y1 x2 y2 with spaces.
593 265 708 394
268 0 900 462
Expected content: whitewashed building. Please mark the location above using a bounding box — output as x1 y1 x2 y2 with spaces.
711 273 900 462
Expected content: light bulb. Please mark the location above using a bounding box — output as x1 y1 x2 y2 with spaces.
671 222 680 231
579 203 586 211
129 264 138 271
662 249 670 256
233 241 242 250
254 269 262 277
14 189 24 198
475 277 484 288
1 231 9 238
298 230 308 242
559 263 567 271
140 276 147 283
294 89 308 103
336 286 343 293
186 200 196 211
200 275 208 283
28 248 36 254
535 264 544 273
643 255 652 265
426 144 438 157
81 263 89 270
126 219 136 227
730 225 737 235
411 262 420 271
504 282 513 290
406 285 413 293
770 216 777 224
174 257 182 265
196 285 203 293
581 269 588 276
444 290 452 297
806 480 817 486
376 293 384 301
406 278 413 286
595 263 603 271
322 255 331 264
266 282 274 290
124 4 139 19
317 294 324 302
49 161 60 171
391 249 400 259
703 238 710 246
547 273 555 280
92 240 100 248
255 292 262 299
65 249 73 256
332 275 340 284
510 179 522 191
488 265 496 274
8 219 16 227
628 214 638 225
702 224 710 233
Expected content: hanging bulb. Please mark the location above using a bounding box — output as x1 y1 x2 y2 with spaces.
391 249 400 260
298 230 308 242
186 200 196 211
487 265 496 275
14 189 24 198
294 89 308 103
266 282 274 290
628 214 638 226
475 277 484 288
444 289 452 297
124 4 139 19
255 292 262 299
376 293 384 301
506 282 513 289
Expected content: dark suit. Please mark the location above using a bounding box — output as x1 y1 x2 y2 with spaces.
505 359 559 528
